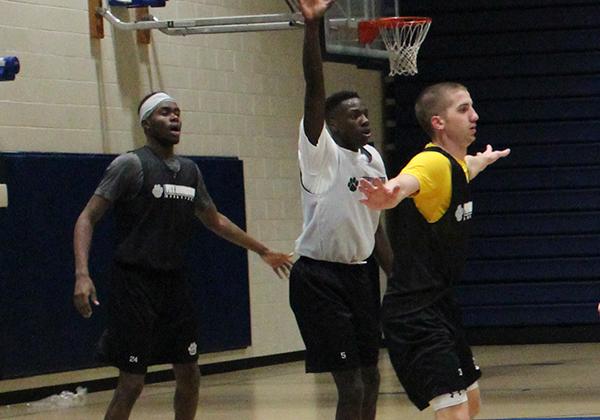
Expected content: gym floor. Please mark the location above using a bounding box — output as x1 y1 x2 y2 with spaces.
2 343 600 419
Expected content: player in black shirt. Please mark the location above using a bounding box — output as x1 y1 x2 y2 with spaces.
73 92 293 420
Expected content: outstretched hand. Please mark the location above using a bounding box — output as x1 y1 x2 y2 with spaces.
298 0 336 22
359 177 402 210
475 144 511 164
466 144 511 179
260 251 294 279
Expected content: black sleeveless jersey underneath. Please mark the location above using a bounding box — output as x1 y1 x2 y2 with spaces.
113 146 199 271
386 146 472 314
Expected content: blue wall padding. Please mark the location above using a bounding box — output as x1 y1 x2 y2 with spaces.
464 258 600 284
0 152 250 379
470 212 600 237
462 304 600 327
456 282 600 306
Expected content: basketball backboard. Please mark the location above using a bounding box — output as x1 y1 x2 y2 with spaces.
323 0 401 62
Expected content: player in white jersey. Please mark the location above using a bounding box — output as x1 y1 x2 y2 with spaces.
289 1 393 419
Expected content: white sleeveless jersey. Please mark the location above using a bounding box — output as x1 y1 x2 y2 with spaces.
295 123 386 263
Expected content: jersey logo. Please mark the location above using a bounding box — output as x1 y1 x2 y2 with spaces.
347 177 359 192
455 201 473 222
152 184 196 201
152 184 164 198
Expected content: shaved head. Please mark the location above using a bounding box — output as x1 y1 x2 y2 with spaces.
415 82 467 137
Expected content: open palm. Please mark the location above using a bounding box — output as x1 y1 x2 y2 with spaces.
298 0 335 22
359 178 402 210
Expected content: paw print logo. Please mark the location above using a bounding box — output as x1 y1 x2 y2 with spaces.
347 177 359 192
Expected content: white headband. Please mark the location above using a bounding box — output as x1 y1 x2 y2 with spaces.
139 92 176 124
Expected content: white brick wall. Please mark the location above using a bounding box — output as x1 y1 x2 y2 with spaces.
0 0 383 365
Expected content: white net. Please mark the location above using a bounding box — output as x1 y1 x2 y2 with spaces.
378 19 431 76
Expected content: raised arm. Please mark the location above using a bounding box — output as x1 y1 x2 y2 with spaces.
196 204 293 279
466 144 511 180
73 194 111 318
298 0 335 144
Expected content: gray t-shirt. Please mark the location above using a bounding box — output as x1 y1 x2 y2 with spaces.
95 152 213 212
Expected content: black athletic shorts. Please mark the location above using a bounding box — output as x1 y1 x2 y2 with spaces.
97 262 200 374
382 292 481 410
289 256 381 373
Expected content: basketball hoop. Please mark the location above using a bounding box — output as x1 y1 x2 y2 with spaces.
358 17 431 76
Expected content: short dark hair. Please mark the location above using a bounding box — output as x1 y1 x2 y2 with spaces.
137 91 168 114
414 82 467 137
325 90 360 120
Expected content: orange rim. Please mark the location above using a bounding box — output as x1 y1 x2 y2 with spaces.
358 16 431 44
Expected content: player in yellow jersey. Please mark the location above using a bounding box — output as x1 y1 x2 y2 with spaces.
360 82 509 420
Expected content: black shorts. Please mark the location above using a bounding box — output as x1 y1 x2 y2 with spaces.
97 262 200 374
289 256 381 373
382 293 481 410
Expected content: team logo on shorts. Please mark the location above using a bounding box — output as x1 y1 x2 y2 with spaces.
450 390 463 398
188 342 197 356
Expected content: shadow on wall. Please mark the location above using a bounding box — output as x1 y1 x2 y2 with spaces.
91 6 167 152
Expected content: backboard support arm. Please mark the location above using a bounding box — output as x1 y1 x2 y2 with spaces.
90 3 304 41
